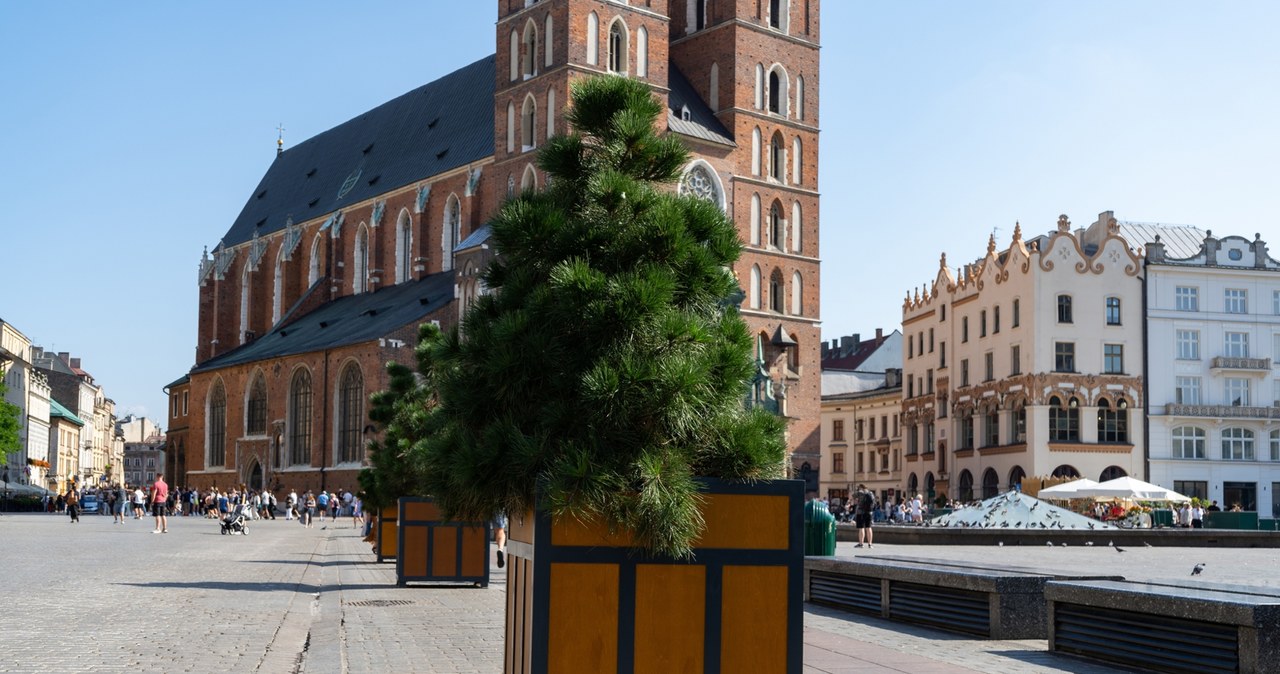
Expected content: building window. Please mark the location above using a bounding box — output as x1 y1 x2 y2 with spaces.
1097 398 1128 443
1104 344 1124 374
1225 331 1250 358
522 20 538 77
980 310 987 337
1223 481 1257 511
832 419 844 442
1010 345 1021 375
983 410 999 447
1048 395 1080 442
768 0 784 29
959 411 974 450
1221 428 1255 460
1175 286 1199 311
1172 426 1206 459
208 381 226 468
1175 376 1202 405
928 328 934 353
1009 401 1026 443
939 342 947 368
337 364 364 465
246 374 267 435
353 225 369 294
993 306 1001 333
1271 430 1280 461
1226 288 1248 314
289 369 312 466
1225 377 1251 407
1105 297 1121 325
982 468 1000 499
1054 342 1075 372
768 69 781 114
183 391 188 415
521 95 537 150
1176 330 1200 360
1174 480 1208 501
833 452 844 474
856 419 865 441
957 470 974 502
770 131 785 182
607 20 628 73
769 201 784 249
1274 290 1280 315
983 352 993 382
1057 295 1073 323
769 270 783 313
443 194 461 272
962 317 969 343
960 359 969 387
396 210 413 284
1012 298 1020 327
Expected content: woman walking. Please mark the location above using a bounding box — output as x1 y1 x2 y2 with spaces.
65 487 80 523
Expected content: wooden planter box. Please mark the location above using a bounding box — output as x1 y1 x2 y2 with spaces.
396 497 490 587
504 478 804 674
376 505 398 563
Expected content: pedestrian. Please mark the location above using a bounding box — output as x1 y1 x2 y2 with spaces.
854 485 874 549
317 490 329 523
150 474 169 533
351 494 363 529
114 483 127 524
65 487 80 523
491 511 508 568
285 489 297 520
304 491 317 528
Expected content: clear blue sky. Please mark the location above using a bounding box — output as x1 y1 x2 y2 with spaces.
3 1 1279 427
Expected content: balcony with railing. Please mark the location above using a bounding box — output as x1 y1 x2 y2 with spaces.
1163 403 1280 420
1209 356 1272 373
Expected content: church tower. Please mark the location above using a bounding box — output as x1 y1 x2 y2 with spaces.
494 0 821 480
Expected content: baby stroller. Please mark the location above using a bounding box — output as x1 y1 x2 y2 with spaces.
220 503 250 535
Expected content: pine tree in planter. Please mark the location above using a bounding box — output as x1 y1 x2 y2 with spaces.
419 76 803 673
422 75 788 557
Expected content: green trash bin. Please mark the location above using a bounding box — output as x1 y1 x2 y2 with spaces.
804 499 836 556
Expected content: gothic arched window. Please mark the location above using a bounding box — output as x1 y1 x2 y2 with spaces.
207 380 226 468
246 373 267 436
337 363 364 465
289 368 312 466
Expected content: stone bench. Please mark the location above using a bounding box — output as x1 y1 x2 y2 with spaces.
805 555 1120 639
1045 579 1280 674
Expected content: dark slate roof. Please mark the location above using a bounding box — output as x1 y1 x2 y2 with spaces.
192 271 455 373
220 56 496 248
667 64 734 147
164 374 190 390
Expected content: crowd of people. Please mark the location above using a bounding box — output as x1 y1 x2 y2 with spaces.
44 480 365 531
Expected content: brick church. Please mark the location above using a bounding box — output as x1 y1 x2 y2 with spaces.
169 0 822 495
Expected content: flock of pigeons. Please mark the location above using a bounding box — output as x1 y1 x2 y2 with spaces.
927 492 1208 576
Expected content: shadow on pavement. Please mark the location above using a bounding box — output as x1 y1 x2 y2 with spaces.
985 650 1123 673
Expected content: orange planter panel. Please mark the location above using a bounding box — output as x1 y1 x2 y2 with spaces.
696 494 790 550
721 565 788 674
549 563 619 674
635 564 706 674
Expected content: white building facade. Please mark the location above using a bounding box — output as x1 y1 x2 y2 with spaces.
1146 231 1280 520
901 213 1146 505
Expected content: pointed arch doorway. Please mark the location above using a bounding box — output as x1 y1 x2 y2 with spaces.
247 460 263 492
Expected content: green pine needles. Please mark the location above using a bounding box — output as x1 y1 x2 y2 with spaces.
414 76 786 558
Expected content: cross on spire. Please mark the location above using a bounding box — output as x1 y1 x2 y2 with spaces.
276 123 286 155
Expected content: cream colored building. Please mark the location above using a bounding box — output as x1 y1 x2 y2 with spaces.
820 331 903 506
901 212 1146 505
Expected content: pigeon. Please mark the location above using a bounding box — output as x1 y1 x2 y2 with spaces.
1192 563 1205 576
1144 542 1153 548
1085 541 1094 546
1046 541 1055 547
1060 542 1068 547
1108 541 1114 546
1114 546 1126 553
998 542 1004 547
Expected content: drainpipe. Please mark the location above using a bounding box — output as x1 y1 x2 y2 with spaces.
1141 268 1150 481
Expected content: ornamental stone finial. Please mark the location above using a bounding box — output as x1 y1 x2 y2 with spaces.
940 252 947 269
1013 222 1022 242
988 233 997 254
1057 214 1071 232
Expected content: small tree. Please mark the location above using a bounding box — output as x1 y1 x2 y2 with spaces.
418 76 787 558
358 323 445 513
0 380 21 466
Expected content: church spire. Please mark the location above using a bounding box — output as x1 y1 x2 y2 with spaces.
276 123 285 156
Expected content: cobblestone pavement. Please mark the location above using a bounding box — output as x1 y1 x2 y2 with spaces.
3 511 1274 673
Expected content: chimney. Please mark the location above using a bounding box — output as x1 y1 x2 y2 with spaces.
58 351 70 365
840 336 854 352
876 328 884 343
885 368 901 388
71 358 81 370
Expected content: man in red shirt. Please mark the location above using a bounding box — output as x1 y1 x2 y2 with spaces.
150 475 169 534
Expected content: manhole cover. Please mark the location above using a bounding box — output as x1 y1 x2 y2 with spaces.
346 599 414 607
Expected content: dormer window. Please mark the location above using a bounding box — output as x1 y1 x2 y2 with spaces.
680 105 691 121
